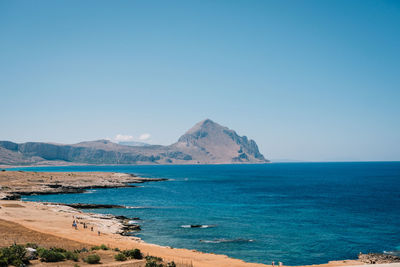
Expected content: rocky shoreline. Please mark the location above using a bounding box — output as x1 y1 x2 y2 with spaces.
55 205 143 236
46 203 143 235
0 171 167 236
62 203 127 209
0 171 168 236
358 253 400 264
0 170 167 200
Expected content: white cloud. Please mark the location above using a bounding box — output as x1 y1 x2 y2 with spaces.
139 133 151 141
114 134 134 142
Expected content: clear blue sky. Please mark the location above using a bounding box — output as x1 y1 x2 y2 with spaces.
1 0 399 161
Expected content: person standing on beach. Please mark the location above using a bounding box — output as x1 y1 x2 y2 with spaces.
272 261 275 267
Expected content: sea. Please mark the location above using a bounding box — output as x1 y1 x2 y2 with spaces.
12 162 400 266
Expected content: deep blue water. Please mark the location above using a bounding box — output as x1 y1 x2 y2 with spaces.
14 163 400 265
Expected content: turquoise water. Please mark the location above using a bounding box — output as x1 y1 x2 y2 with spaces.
16 163 400 265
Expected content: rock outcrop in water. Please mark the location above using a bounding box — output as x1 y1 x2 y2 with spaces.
358 253 400 264
0 119 268 165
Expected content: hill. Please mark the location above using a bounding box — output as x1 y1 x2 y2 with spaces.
0 119 268 165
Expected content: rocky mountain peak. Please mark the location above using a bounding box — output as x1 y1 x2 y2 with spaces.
184 119 220 134
175 119 267 163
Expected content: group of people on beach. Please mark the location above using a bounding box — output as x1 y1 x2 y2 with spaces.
72 215 101 236
272 261 283 266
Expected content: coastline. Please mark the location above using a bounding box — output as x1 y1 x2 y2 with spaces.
0 200 364 267
0 170 396 267
0 170 167 200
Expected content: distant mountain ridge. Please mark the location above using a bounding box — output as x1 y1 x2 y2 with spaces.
0 119 268 165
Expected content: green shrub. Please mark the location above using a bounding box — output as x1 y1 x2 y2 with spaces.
113 247 120 252
64 251 79 262
50 247 67 253
39 249 65 262
123 248 142 259
36 247 46 256
145 255 162 262
84 254 101 264
114 253 127 261
91 246 101 251
0 244 30 266
0 251 8 267
145 255 164 267
99 244 109 250
74 264 80 267
167 262 176 267
145 260 164 267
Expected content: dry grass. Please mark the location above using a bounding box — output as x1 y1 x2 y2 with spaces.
0 219 88 249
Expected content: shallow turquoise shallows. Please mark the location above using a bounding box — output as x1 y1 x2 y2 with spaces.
17 162 400 265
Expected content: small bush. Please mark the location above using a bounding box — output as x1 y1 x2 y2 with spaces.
36 247 46 256
145 255 164 267
99 244 109 250
74 264 80 267
114 253 127 261
50 247 67 253
64 251 79 262
145 255 163 262
91 246 101 251
123 248 142 259
39 249 65 262
167 262 176 267
113 247 120 252
145 260 164 267
84 254 101 264
55 248 67 253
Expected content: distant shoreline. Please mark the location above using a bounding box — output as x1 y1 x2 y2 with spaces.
0 161 273 169
4 161 400 170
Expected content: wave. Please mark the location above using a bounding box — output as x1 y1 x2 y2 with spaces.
181 224 216 228
200 238 254 244
126 206 157 209
84 190 97 194
383 250 400 256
